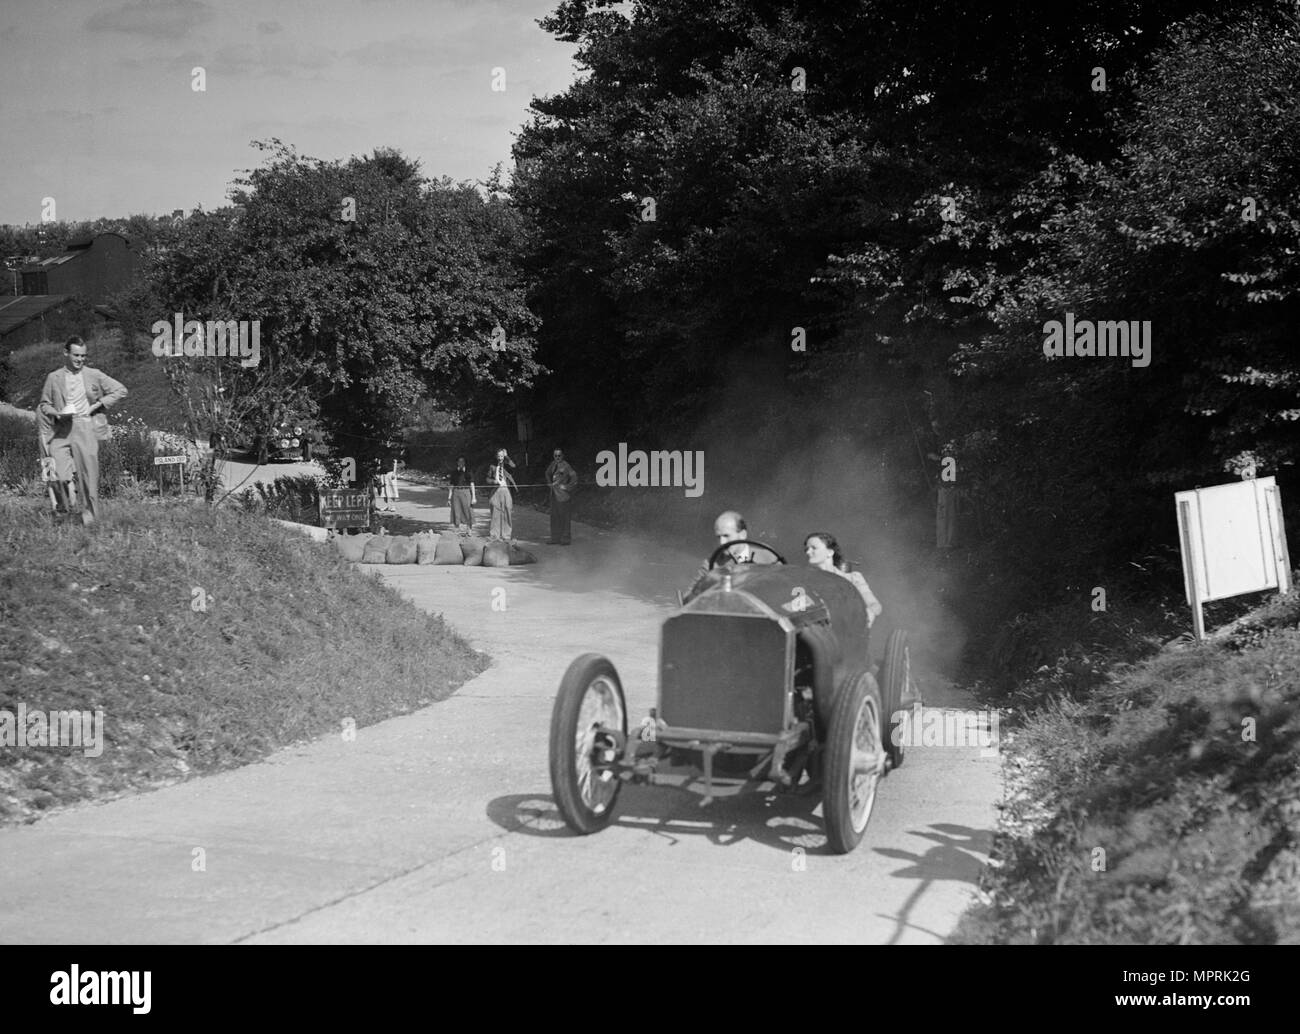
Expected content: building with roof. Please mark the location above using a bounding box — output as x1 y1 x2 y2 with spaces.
0 294 74 351
20 232 137 305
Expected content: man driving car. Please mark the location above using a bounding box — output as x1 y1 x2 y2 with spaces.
681 510 779 603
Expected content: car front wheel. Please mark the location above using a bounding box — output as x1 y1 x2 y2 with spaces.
548 653 627 834
823 669 885 854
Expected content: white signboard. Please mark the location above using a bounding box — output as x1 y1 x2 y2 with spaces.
1175 477 1292 639
153 454 187 466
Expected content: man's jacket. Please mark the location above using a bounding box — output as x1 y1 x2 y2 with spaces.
545 459 578 501
37 366 129 449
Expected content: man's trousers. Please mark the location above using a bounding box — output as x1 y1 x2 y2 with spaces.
49 417 101 522
489 486 513 540
549 493 572 544
450 487 474 528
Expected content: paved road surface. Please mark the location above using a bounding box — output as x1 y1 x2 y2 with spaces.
0 478 1000 943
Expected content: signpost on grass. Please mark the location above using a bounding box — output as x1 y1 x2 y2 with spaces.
320 488 371 533
1175 476 1292 640
154 453 187 497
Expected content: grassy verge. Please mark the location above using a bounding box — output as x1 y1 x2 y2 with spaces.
952 585 1300 944
0 494 488 826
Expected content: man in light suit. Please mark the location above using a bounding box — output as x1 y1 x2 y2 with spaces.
37 336 128 524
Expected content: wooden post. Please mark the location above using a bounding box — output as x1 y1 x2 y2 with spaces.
1178 499 1206 640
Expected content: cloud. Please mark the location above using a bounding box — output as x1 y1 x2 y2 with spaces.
86 0 214 41
160 43 337 77
257 20 283 35
346 38 460 68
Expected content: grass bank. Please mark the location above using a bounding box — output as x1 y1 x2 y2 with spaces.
0 494 488 826
952 586 1300 944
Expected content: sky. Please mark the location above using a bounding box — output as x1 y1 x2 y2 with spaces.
0 0 582 225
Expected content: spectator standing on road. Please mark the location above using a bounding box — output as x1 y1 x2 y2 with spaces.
37 336 128 525
545 447 578 545
382 457 401 509
448 456 476 532
485 447 517 541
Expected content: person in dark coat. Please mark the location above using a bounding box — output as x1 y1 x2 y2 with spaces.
544 447 578 545
447 456 477 531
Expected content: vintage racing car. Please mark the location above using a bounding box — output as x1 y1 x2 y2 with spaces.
548 540 914 853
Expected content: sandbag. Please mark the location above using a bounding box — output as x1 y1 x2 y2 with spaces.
334 533 371 562
434 534 463 565
460 537 485 566
415 532 439 565
361 534 390 564
508 544 537 566
385 536 417 564
482 539 511 568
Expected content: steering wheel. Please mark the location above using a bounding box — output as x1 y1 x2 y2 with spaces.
706 539 787 570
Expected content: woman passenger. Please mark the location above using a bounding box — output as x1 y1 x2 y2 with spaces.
804 532 883 629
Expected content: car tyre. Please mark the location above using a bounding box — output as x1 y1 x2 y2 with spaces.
549 653 627 835
823 669 884 854
881 629 910 768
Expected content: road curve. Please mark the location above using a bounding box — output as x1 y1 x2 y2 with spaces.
0 480 1000 944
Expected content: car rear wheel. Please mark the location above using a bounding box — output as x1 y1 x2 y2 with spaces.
823 670 885 854
549 653 627 834
881 629 910 768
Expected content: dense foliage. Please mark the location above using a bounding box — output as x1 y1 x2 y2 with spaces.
125 143 540 479
512 0 1299 631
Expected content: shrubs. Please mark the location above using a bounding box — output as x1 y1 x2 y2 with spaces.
234 474 322 524
100 415 158 495
0 411 158 499
955 587 1300 945
0 412 39 491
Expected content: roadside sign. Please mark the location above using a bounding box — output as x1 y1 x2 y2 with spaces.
1175 476 1292 639
154 453 187 496
320 488 370 531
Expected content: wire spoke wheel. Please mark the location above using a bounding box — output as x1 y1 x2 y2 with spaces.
573 676 624 814
823 670 885 853
549 654 627 834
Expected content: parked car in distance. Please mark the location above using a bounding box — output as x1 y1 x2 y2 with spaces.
253 422 313 464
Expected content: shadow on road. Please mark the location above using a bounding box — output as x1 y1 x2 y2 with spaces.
872 821 993 943
488 788 854 855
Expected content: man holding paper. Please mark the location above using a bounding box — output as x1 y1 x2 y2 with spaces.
37 336 128 524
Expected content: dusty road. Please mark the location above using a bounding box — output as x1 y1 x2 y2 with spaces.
0 479 1000 944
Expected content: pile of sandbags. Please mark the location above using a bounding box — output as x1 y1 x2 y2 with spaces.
332 530 538 566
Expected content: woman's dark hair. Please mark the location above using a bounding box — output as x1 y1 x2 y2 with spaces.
804 531 846 571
